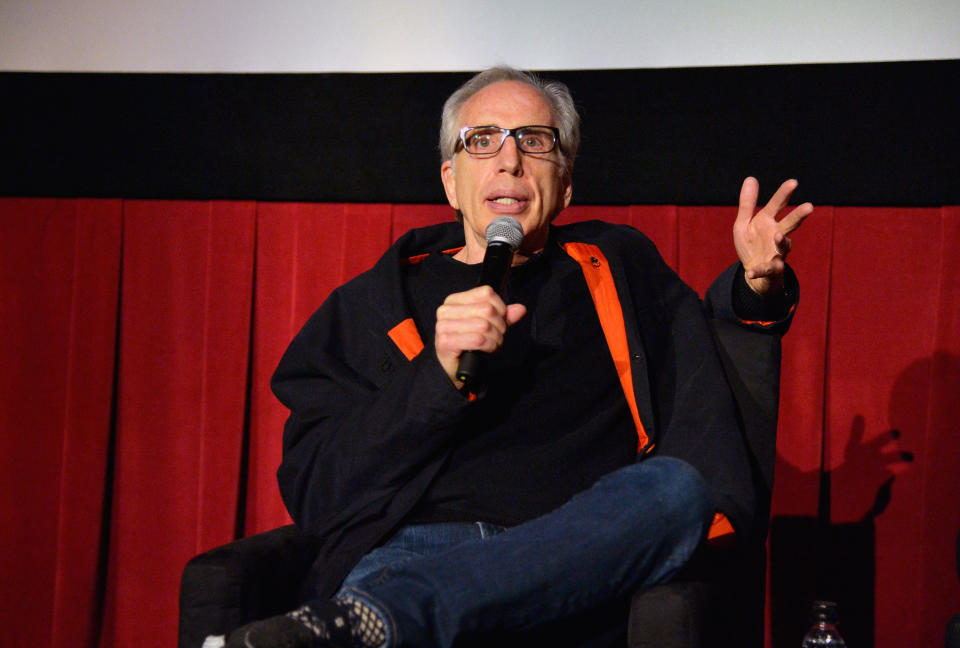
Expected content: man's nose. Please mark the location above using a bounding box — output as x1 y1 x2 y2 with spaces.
496 135 523 175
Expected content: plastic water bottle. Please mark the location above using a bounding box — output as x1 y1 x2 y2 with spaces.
801 600 847 647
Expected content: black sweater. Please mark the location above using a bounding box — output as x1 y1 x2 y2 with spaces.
401 241 637 527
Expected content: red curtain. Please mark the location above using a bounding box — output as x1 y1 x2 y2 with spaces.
2 198 958 648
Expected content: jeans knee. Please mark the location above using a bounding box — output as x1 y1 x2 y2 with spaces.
634 456 713 529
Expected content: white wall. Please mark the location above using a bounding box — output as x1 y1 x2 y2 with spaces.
2 0 959 73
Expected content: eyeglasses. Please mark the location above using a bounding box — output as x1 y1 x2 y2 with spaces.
456 125 560 156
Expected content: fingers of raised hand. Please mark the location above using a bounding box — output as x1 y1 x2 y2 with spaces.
736 176 760 226
774 232 792 257
762 178 800 216
778 201 814 235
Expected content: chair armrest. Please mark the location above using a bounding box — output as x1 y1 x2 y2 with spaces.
178 525 321 648
629 543 766 648
628 581 709 648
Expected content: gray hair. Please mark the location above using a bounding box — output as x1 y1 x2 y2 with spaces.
439 66 581 177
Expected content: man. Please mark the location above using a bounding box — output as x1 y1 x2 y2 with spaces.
225 66 811 647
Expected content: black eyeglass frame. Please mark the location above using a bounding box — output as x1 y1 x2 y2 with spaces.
455 125 561 156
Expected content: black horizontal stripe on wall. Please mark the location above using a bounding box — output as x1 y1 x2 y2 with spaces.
1 60 957 206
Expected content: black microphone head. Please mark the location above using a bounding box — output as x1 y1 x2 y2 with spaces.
485 217 524 251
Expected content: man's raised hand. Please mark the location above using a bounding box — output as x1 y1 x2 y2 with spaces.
733 177 813 296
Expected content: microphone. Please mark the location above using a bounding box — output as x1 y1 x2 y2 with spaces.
455 216 524 389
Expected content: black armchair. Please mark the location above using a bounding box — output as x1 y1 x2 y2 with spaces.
179 319 781 648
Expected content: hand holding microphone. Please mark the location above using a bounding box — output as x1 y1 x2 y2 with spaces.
434 217 525 391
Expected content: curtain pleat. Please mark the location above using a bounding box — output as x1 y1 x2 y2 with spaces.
827 207 944 647
49 200 124 648
1 199 122 648
1 197 958 648
919 207 960 647
97 200 256 647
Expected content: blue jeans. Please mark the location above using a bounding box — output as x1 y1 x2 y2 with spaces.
331 456 713 647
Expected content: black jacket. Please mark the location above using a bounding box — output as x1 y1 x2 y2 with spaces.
271 219 795 598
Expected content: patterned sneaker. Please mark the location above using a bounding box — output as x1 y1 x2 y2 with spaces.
224 599 354 647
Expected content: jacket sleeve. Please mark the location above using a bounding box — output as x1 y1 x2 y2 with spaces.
655 258 797 539
649 274 760 538
704 261 799 336
607 228 767 539
271 286 471 539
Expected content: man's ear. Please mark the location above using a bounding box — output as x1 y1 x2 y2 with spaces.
441 160 459 210
563 175 573 209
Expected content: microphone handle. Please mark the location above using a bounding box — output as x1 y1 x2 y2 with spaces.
476 241 515 294
455 349 485 388
455 242 515 389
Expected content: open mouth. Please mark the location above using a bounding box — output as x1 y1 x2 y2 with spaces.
487 194 529 211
